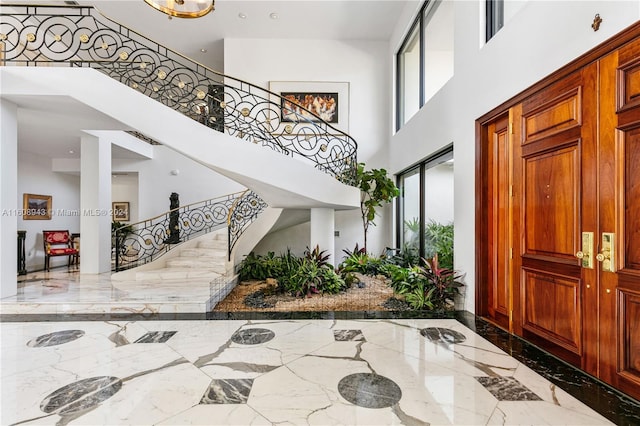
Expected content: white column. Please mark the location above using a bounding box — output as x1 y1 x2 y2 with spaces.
310 208 335 266
80 133 111 273
0 99 18 297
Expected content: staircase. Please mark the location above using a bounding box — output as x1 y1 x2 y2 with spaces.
111 228 233 282
132 229 229 281
1 5 360 289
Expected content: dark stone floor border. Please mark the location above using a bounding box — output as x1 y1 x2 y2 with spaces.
1 309 638 424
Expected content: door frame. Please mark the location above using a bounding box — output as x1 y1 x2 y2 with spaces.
475 21 640 325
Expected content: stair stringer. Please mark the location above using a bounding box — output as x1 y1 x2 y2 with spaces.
230 207 284 267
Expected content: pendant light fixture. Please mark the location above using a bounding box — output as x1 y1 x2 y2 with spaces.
144 0 214 19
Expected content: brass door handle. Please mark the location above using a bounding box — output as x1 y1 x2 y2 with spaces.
597 233 615 272
577 232 594 268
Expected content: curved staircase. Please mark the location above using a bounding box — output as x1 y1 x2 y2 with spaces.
0 5 361 311
126 229 229 282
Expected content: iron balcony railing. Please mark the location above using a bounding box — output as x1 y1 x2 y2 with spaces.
0 4 358 184
112 191 266 271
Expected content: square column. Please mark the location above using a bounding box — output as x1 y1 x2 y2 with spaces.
0 99 18 297
310 208 335 266
80 133 111 273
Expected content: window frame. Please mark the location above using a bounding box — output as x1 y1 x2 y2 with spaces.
395 14 424 132
395 0 452 131
486 0 504 41
395 144 454 263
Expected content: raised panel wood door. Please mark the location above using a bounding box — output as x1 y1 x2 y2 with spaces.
485 114 511 330
515 64 599 368
598 42 640 401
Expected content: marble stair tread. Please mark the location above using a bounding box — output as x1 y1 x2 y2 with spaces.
179 248 226 257
196 239 228 249
135 268 222 281
165 259 227 269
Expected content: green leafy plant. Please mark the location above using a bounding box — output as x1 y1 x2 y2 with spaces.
238 251 282 281
386 243 420 268
320 267 347 294
339 248 386 276
404 282 435 310
304 245 331 268
355 163 400 251
239 248 346 299
425 220 454 270
419 255 463 310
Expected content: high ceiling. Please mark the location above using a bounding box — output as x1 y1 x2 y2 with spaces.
87 0 412 71
6 0 413 160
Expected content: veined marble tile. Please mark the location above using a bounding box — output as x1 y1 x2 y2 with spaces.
1 321 136 375
61 362 211 426
200 378 253 404
156 404 271 425
487 401 616 425
0 318 631 426
0 363 80 425
360 342 497 425
249 355 370 424
511 363 615 423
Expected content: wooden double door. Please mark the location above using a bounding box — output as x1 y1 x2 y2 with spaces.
479 36 640 401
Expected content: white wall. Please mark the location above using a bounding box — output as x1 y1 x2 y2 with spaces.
113 145 245 221
388 0 640 312
112 173 139 223
17 143 244 272
18 150 81 271
224 38 393 256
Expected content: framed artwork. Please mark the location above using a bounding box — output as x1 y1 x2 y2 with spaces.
23 193 52 220
269 81 349 133
112 202 130 222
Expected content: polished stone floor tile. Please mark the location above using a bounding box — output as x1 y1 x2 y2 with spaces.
134 330 177 343
4 271 638 425
1 318 623 426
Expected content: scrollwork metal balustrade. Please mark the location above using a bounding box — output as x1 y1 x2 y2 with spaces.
113 191 266 271
0 4 358 184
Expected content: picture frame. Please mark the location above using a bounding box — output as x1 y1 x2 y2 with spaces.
23 193 52 220
269 81 349 133
112 202 130 222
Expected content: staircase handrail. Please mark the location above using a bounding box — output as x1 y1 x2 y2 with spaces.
112 191 266 271
226 190 268 260
0 4 358 184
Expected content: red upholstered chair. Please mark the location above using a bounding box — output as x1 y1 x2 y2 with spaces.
43 230 79 271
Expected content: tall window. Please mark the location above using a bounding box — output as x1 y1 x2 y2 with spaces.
396 0 454 131
397 23 421 129
397 147 454 268
486 0 504 41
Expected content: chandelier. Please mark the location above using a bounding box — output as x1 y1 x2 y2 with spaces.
144 0 214 19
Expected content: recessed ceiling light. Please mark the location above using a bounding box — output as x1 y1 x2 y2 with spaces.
238 12 246 19
68 150 74 154
269 12 279 20
200 48 207 53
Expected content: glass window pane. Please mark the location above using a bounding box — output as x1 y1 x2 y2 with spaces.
399 167 421 256
399 24 421 126
423 0 454 103
423 152 454 269
486 0 504 41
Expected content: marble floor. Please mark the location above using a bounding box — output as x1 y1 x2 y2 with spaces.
1 269 639 425
0 318 625 426
2 267 224 315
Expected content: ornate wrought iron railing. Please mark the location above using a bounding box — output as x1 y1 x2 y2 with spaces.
112 191 266 271
227 190 268 261
0 4 358 184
